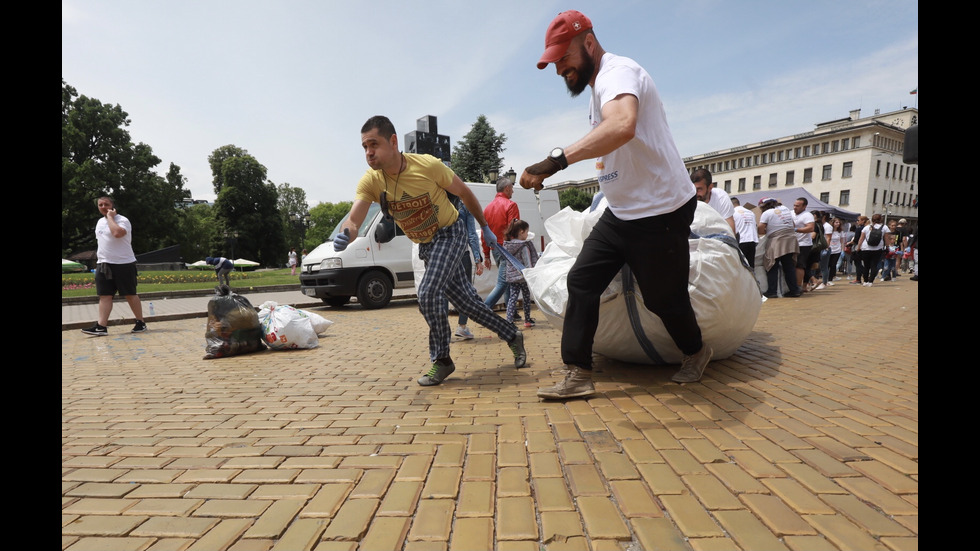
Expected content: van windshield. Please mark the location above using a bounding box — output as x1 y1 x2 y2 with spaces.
329 203 381 240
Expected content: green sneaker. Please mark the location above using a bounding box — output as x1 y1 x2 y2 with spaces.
506 330 527 368
418 358 455 386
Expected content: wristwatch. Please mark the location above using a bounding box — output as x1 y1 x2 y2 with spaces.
549 147 568 170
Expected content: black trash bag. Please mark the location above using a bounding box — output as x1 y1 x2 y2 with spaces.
203 284 267 359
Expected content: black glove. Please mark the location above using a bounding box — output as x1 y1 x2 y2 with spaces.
525 156 563 177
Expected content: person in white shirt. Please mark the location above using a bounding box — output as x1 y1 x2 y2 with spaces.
856 213 891 286
792 198 815 292
691 169 736 237
81 196 147 336
730 197 759 268
521 10 713 397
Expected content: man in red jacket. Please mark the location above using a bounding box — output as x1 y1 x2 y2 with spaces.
481 175 521 311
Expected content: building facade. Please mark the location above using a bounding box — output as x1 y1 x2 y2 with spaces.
545 107 918 225
683 107 918 224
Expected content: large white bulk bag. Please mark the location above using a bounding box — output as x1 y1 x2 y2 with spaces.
524 200 761 365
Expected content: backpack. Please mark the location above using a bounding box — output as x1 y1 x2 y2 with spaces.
812 223 828 253
867 224 883 247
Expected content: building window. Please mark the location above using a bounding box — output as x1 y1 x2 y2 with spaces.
724 160 730 171
754 155 759 165
831 140 839 152
803 145 810 157
738 177 746 192
820 192 830 203
795 147 801 158
876 160 881 177
910 167 915 182
724 180 732 193
738 158 743 168
803 168 813 183
853 137 861 148
786 170 795 186
753 175 761 190
842 138 850 150
777 151 783 162
842 162 853 178
872 189 878 204
821 165 832 180
839 190 850 205
768 173 778 188
822 142 830 155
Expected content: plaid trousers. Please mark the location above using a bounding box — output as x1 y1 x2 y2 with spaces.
418 218 517 362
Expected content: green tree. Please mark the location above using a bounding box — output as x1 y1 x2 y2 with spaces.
449 115 506 182
177 203 218 262
559 188 594 212
276 182 310 251
62 79 187 257
211 150 286 266
307 201 353 248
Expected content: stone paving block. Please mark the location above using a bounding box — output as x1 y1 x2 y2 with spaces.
857 445 918 476
65 483 140 498
186 518 251 551
320 498 379 541
300 483 353 518
682 474 742 510
496 497 538 541
130 516 219 538
62 498 137 516
565 464 608 497
529 451 563 478
803 514 889 551
778 463 848 495
793 448 859 478
420 466 461 499
358 516 412 551
243 499 305 539
609 480 663 518
713 509 790 550
532 478 575 511
62 515 149 537
761 478 836 515
739 493 817 536
408 499 455 542
272 517 325 550
557 441 592 464
637 463 686 495
819 494 914 537
661 448 710 476
630 517 691 551
540 511 584 544
497 466 531 497
61 536 156 551
728 449 790 478
833 477 917 516
192 499 271 518
456 481 494 517
659 494 724 538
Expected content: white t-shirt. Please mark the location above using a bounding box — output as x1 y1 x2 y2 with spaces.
589 53 694 220
759 205 795 235
793 210 815 246
861 223 890 251
95 214 137 264
706 187 734 222
829 229 845 254
733 206 759 244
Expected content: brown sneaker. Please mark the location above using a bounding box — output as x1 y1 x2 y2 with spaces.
671 345 713 383
537 365 596 399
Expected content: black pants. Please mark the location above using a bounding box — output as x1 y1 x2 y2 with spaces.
738 242 757 269
862 249 884 283
561 198 703 370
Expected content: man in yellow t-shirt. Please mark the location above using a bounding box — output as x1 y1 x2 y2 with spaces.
336 115 526 386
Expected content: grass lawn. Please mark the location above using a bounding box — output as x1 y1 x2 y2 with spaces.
62 268 301 298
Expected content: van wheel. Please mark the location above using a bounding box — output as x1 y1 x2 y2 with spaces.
323 296 351 307
357 270 392 309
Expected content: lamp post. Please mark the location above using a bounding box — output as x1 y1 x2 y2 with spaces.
488 168 498 184
291 212 310 249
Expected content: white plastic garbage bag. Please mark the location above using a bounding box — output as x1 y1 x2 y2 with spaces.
524 200 761 365
256 301 321 350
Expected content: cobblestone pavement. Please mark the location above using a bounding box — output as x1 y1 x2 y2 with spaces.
62 276 918 551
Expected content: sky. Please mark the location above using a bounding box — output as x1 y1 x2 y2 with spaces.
62 0 918 207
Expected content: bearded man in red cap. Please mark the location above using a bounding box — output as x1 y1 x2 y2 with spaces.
521 10 712 398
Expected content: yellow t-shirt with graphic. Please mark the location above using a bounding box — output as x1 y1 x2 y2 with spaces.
355 153 459 243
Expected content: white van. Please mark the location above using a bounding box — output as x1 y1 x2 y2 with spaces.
300 183 561 309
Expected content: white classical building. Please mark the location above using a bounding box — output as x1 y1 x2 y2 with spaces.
684 107 917 224
547 107 918 225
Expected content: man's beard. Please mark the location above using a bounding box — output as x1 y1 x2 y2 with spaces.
565 46 594 97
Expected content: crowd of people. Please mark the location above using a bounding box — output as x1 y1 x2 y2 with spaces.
719 192 917 297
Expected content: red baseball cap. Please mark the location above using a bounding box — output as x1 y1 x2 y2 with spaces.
537 10 593 70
